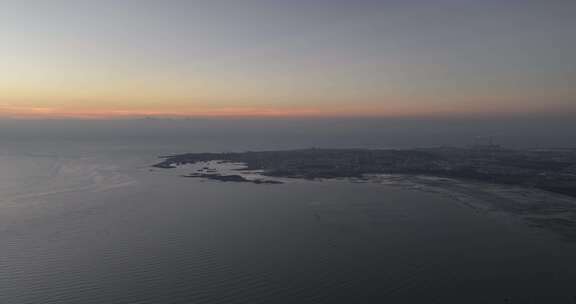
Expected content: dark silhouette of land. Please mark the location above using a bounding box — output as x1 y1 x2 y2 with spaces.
154 146 576 198
183 173 283 184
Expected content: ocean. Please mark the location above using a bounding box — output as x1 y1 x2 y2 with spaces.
1 120 575 303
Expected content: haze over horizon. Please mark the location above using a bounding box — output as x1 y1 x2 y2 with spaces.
1 0 574 119
3 3 576 302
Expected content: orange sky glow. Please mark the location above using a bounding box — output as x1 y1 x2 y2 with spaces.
1 1 574 119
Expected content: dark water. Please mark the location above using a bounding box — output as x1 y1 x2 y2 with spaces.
1 131 576 303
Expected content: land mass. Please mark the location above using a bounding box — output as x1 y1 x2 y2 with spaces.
153 147 576 198
153 147 576 240
183 173 283 184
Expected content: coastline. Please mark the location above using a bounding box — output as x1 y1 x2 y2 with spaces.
155 157 576 242
153 148 576 199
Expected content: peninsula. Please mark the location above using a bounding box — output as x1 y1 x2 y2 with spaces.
153 147 576 198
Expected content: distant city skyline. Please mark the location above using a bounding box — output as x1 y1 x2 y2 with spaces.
1 0 574 119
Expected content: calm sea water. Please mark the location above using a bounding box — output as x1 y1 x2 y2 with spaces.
1 129 576 303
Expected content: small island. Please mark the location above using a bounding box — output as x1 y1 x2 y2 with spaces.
183 173 283 184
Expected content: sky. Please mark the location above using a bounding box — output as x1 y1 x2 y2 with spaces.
0 0 574 118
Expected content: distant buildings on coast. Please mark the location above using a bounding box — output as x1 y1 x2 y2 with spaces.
154 144 576 197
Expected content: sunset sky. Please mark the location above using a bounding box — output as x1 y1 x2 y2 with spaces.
1 0 574 118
